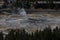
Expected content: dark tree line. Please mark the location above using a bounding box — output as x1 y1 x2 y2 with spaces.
0 27 60 40
1 0 60 9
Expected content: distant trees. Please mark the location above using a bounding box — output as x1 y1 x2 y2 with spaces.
24 2 31 9
48 0 54 9
34 0 55 9
1 0 60 9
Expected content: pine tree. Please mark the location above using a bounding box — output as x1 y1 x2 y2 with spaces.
0 32 3 40
6 30 15 40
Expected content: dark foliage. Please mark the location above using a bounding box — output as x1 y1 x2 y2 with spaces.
1 27 60 40
2 0 60 9
0 32 3 40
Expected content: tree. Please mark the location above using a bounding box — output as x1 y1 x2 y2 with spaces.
6 30 16 40
43 27 52 40
0 32 3 40
53 26 60 40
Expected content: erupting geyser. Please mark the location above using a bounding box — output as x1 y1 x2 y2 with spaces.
18 8 27 17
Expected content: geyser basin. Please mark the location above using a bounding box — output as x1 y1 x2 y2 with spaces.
0 8 60 31
0 16 60 29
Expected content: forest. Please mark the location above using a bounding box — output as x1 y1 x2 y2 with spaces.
1 0 60 9
0 27 60 40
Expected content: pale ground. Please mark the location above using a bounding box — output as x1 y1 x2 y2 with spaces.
0 13 60 32
0 9 60 32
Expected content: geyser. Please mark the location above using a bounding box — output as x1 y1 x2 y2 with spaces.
18 8 27 17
